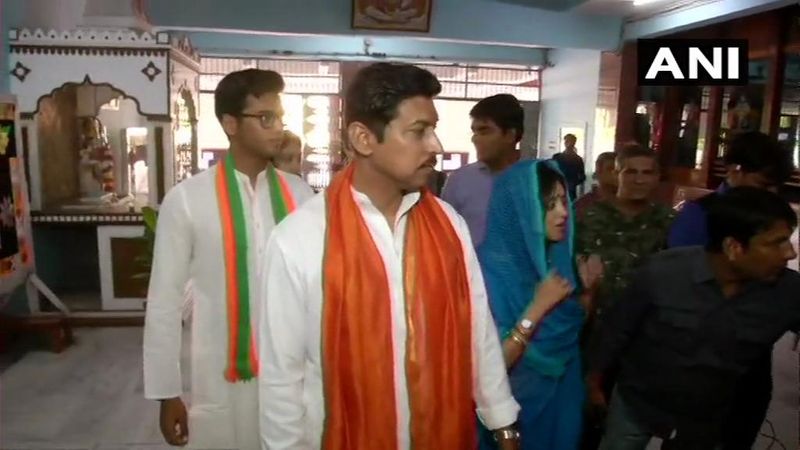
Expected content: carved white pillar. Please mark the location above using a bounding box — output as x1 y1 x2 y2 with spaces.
145 122 159 207
21 117 42 211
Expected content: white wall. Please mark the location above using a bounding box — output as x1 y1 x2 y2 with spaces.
538 49 602 167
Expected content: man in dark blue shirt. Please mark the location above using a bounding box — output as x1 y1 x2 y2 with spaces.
666 131 795 450
591 187 800 450
668 131 793 247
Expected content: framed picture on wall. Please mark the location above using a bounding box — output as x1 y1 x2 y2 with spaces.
352 0 433 32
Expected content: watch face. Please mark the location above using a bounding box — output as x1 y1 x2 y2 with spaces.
494 429 520 442
520 319 533 330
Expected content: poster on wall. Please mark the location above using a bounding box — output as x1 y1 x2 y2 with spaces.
352 0 433 32
0 96 35 301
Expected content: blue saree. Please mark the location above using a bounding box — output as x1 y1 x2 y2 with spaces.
477 159 585 450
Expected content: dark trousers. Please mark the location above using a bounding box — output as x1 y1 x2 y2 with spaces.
719 354 773 450
580 365 619 450
599 389 723 450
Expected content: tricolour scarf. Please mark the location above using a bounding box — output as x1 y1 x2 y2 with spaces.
215 152 296 382
321 164 476 449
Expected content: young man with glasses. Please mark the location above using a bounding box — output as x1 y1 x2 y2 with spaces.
143 69 314 450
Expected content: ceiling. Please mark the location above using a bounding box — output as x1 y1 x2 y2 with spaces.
494 0 723 20
578 0 722 20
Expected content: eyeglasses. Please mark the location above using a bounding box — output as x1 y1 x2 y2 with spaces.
237 111 283 130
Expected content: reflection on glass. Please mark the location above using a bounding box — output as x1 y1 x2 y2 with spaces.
635 102 658 150
126 127 149 206
174 94 195 183
718 60 768 158
676 87 709 169
635 86 665 151
780 55 800 173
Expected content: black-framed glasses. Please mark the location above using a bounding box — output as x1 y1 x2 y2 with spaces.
237 111 282 129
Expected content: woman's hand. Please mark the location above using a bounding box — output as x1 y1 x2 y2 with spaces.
525 271 573 321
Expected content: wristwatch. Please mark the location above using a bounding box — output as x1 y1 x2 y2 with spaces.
517 318 534 336
493 427 521 442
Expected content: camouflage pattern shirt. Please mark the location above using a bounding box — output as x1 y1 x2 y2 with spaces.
577 201 675 315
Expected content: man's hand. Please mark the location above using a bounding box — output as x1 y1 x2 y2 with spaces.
493 426 520 450
159 397 189 446
497 437 520 450
577 254 604 293
586 373 608 417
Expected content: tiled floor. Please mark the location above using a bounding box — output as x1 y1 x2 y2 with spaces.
0 327 188 450
0 327 797 450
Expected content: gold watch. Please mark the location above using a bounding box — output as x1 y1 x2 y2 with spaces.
493 427 520 442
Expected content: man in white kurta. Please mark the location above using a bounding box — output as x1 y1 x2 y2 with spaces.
257 189 520 449
143 166 313 450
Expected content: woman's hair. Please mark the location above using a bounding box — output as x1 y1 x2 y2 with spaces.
538 162 565 208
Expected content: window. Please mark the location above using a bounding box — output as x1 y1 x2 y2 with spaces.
196 58 541 187
416 63 540 101
197 59 342 184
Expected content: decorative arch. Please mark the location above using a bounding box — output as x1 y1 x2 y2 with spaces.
31 76 169 122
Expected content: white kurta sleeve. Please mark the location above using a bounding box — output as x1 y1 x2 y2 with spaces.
459 216 521 430
258 233 308 450
143 186 193 400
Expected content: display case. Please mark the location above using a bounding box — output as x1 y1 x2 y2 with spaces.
7 28 199 313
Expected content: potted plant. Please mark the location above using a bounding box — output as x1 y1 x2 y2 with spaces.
133 206 158 297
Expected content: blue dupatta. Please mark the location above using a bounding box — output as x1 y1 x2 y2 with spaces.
477 159 585 377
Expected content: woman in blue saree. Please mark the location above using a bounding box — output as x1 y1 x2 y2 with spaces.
478 159 602 450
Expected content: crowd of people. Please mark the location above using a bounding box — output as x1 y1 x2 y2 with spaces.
143 62 800 450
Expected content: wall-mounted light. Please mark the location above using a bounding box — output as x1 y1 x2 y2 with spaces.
633 0 662 6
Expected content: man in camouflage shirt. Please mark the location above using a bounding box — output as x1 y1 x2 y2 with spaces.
577 145 674 321
577 145 674 450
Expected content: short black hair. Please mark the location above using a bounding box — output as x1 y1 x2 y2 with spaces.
724 131 794 185
345 62 441 142
706 186 797 252
214 69 285 122
564 134 576 141
596 152 616 167
616 144 657 168
470 94 524 143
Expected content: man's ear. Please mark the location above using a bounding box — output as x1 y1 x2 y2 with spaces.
347 121 377 158
504 128 518 144
726 164 743 186
221 114 238 137
722 236 744 262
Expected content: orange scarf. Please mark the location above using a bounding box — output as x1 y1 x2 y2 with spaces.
321 165 476 450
